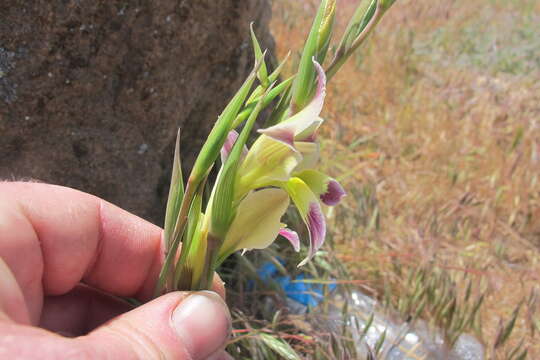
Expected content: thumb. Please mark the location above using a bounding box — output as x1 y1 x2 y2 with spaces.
80 291 231 359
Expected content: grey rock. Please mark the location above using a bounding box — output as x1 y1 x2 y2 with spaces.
0 0 274 224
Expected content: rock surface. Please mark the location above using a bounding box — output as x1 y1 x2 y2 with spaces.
0 0 273 224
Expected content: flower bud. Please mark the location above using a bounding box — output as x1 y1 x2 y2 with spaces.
316 0 336 63
292 0 333 111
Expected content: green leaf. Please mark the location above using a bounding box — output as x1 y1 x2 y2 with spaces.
361 312 375 340
173 189 203 287
259 333 301 360
250 22 269 87
242 51 291 111
495 302 522 348
269 51 291 84
374 329 387 355
210 82 274 239
191 56 264 181
265 84 293 127
163 130 184 249
234 75 295 128
510 127 524 152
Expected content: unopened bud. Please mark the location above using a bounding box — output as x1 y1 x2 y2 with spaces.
316 0 336 62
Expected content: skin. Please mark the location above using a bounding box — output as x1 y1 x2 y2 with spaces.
0 181 232 359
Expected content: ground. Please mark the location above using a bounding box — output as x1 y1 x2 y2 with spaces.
268 0 540 358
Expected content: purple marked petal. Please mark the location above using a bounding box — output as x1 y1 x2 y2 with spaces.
308 202 326 251
220 130 248 163
299 201 326 266
312 58 327 113
258 60 327 147
257 127 296 151
285 60 326 136
293 59 327 124
295 118 323 142
320 179 346 206
221 130 239 163
279 228 300 252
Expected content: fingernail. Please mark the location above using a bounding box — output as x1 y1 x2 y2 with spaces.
171 291 231 360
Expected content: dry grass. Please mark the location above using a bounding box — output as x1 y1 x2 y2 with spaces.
268 0 540 358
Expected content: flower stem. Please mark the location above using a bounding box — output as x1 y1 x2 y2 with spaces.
154 178 197 296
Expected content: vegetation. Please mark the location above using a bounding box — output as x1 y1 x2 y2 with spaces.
224 0 540 358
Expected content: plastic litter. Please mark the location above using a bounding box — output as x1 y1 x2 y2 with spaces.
256 261 484 360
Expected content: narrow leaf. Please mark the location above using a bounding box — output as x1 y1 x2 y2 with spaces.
191 55 264 181
163 130 184 249
235 75 294 128
250 22 269 86
259 333 301 360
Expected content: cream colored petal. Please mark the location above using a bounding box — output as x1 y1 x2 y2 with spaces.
238 135 301 193
220 188 290 257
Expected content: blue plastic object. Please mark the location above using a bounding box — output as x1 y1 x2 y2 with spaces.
254 261 336 308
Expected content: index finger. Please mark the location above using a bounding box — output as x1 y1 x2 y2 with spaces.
0 182 224 324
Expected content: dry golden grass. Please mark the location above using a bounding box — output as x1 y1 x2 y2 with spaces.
270 0 540 358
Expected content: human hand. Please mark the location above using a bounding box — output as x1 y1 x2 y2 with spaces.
0 182 232 359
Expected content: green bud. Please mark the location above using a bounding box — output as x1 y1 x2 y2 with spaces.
291 0 332 111
327 0 398 80
336 0 374 53
316 0 336 63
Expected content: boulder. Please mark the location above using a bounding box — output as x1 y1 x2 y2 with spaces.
0 0 274 224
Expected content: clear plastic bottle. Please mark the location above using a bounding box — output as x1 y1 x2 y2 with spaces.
305 290 484 360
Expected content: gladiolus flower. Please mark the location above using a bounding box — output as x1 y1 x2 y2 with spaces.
220 59 345 265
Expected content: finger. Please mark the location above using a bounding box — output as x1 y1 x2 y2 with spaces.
0 181 163 323
0 291 231 359
0 320 78 359
0 181 226 325
40 274 225 336
40 284 133 336
211 273 227 300
79 291 231 360
0 257 31 324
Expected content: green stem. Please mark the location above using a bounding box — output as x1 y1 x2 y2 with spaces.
197 233 221 290
154 178 197 297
